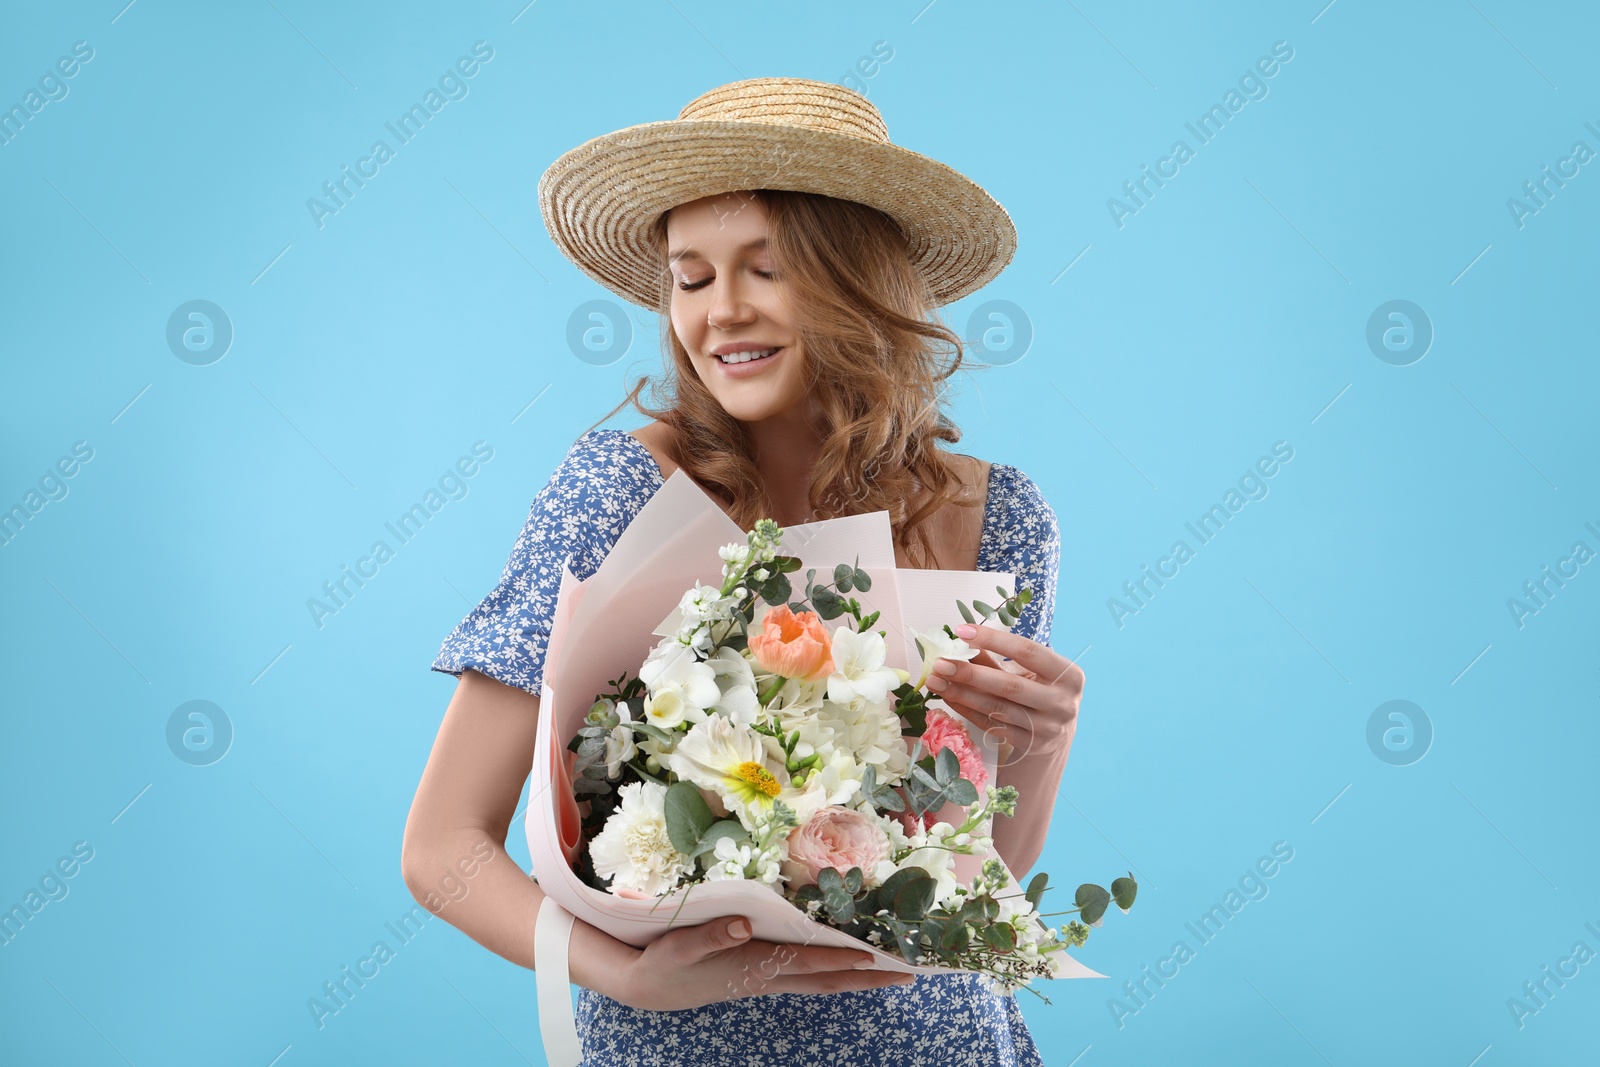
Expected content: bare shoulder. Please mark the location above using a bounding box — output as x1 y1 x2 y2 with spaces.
625 421 681 480
948 451 994 504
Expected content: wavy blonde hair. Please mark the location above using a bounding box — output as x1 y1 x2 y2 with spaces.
586 188 977 569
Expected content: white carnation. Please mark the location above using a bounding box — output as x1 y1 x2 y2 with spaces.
588 781 695 897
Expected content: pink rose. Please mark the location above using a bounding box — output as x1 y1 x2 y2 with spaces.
781 806 890 889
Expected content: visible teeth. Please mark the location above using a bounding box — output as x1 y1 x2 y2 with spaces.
718 347 778 364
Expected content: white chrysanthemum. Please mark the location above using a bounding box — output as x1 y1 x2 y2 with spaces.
638 640 722 728
667 714 827 827
589 781 695 896
826 627 903 708
907 626 981 690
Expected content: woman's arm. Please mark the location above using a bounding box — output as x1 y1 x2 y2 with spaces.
400 668 638 993
401 668 915 1007
992 734 1073 882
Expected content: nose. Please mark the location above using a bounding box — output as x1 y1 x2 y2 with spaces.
706 275 756 331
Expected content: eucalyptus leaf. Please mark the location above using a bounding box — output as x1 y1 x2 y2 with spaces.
893 875 936 921
891 920 921 963
944 779 979 806
1025 872 1049 910
689 819 750 859
663 781 715 856
1112 873 1139 912
1075 883 1111 926
876 867 923 903
939 919 969 953
632 722 676 745
980 923 1017 951
853 568 871 591
957 601 975 624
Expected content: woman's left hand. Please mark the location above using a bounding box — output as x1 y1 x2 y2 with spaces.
922 623 1084 769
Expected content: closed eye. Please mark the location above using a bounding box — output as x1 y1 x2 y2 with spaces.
678 270 776 292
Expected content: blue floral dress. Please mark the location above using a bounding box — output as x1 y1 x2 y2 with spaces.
432 428 1062 1067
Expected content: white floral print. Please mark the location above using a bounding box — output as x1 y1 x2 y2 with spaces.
431 428 1062 1064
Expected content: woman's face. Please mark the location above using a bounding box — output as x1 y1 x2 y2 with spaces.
665 192 809 425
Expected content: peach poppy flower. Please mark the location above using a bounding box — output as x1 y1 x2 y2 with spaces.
748 604 835 682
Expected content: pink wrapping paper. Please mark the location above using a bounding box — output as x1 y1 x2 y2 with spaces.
526 468 1105 980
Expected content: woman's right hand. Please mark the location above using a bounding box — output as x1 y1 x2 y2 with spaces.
613 915 918 1011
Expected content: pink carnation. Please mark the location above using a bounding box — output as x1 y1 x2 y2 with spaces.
781 806 890 888
896 709 989 835
922 707 989 794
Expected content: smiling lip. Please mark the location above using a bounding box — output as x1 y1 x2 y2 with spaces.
712 345 784 375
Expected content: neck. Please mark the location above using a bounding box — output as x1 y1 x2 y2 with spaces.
742 401 826 526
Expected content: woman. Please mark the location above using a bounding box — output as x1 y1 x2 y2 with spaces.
403 77 1084 1065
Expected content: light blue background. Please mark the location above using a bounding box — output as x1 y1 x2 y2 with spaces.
2 1 1596 1064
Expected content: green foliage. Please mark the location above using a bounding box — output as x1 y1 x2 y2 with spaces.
1074 883 1111 926
662 781 715 856
689 819 750 860
859 764 905 813
951 584 1034 631
1112 873 1138 912
904 743 981 818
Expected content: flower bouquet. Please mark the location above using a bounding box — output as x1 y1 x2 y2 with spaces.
527 468 1133 1000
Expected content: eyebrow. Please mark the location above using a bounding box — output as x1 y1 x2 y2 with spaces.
667 237 769 263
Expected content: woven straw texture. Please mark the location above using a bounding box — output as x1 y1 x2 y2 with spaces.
538 77 1016 311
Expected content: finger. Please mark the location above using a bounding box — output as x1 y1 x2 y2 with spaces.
929 658 1048 717
678 916 754 961
956 623 1079 687
763 944 876 975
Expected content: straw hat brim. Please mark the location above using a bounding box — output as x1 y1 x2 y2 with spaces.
538 118 1017 312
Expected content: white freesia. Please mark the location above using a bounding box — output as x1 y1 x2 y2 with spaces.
603 723 636 779
826 626 902 708
588 780 695 896
907 625 981 690
638 639 722 727
706 646 760 726
801 747 866 808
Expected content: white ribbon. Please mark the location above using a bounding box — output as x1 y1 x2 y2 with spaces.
534 895 583 1067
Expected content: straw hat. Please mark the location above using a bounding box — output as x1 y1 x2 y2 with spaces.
537 77 1017 312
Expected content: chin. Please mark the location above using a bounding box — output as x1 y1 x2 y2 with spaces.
716 398 794 423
